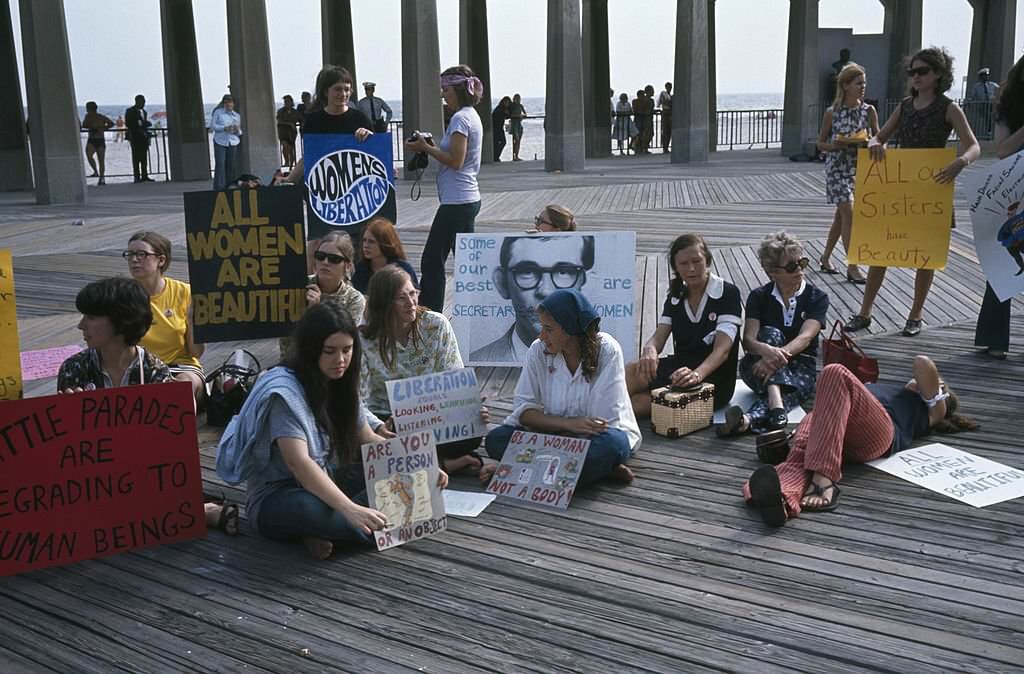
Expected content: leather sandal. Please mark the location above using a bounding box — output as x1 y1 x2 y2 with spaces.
766 407 788 430
748 466 787 527
800 479 841 512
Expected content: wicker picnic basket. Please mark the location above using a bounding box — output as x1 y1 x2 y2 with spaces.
649 383 715 439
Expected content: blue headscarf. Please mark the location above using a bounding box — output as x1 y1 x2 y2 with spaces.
538 289 599 336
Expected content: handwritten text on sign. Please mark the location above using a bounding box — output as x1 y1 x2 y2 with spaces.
869 443 1024 508
849 148 955 270
962 150 1024 301
361 431 446 551
485 430 590 509
0 382 206 576
0 250 22 400
386 368 484 445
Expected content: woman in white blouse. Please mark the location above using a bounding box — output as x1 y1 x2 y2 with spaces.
480 289 641 486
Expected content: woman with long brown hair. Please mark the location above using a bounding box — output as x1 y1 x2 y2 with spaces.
351 217 418 294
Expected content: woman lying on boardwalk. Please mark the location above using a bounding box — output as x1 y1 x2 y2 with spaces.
744 357 978 527
480 289 641 487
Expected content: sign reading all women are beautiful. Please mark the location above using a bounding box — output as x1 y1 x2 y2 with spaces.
453 231 637 366
386 368 485 444
485 430 591 509
962 150 1024 301
849 148 956 270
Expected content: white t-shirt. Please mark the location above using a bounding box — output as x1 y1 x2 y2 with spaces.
437 106 482 205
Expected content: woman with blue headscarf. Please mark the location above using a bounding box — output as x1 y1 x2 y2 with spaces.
480 289 642 487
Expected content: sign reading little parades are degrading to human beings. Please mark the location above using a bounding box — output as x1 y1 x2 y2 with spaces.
869 443 1024 508
361 431 446 551
962 150 1024 301
849 148 956 270
0 382 206 576
386 368 485 446
184 186 308 342
485 430 591 509
0 250 22 400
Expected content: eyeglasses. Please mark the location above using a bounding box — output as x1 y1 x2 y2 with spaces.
122 250 160 261
775 257 810 273
534 215 553 228
906 66 932 77
314 251 348 264
509 263 584 290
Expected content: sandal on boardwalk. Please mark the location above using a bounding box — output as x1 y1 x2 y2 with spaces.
902 319 923 337
844 315 872 332
748 466 787 528
801 479 841 512
766 407 788 431
716 405 746 437
214 503 240 536
819 261 839 275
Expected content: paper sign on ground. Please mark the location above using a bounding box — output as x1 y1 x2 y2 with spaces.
361 431 446 550
962 151 1024 301
20 345 83 381
485 430 590 509
442 490 496 518
0 250 22 400
849 148 956 270
712 380 807 425
869 443 1024 508
0 381 206 576
386 368 485 445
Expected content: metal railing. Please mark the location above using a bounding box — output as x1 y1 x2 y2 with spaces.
810 97 995 144
77 127 172 181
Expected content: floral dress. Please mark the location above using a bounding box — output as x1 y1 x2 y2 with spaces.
825 103 870 204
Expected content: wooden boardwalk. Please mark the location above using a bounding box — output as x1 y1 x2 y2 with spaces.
1 151 1022 672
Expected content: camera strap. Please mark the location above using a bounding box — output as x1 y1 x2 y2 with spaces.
409 167 424 201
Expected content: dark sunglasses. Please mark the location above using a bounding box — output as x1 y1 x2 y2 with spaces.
314 251 348 264
776 257 810 273
906 65 932 77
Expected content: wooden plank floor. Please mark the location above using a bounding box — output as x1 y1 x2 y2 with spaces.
2 151 1022 672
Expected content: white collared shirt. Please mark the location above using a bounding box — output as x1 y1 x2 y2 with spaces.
770 279 807 327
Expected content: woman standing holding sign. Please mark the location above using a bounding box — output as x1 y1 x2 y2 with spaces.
845 47 980 337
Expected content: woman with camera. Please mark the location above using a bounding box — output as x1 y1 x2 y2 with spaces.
405 64 484 313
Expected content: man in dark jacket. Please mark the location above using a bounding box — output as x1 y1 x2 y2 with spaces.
125 94 153 182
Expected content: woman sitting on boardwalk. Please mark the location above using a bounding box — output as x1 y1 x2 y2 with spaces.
718 231 829 436
351 217 419 294
360 266 489 475
626 233 742 414
480 289 641 487
744 357 978 527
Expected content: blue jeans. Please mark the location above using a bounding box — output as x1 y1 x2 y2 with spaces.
255 470 372 544
485 424 632 490
420 201 481 312
213 142 239 191
974 282 1011 352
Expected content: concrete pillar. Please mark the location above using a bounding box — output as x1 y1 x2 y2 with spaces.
459 0 494 163
160 0 209 182
322 0 357 81
781 0 818 157
968 0 1016 84
19 0 85 204
882 0 922 101
545 0 585 172
0 0 31 191
400 0 443 179
582 0 611 158
671 0 709 163
707 0 717 153
226 0 279 181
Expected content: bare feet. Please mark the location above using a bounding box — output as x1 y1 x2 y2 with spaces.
610 464 635 483
204 502 239 536
478 462 497 484
444 453 484 476
303 537 333 560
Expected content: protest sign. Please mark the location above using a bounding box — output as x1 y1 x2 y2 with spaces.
0 250 22 401
386 368 484 445
869 443 1024 508
184 186 308 342
849 148 956 270
361 431 446 551
962 151 1024 301
0 381 206 576
485 430 590 509
303 133 396 240
20 345 83 382
453 231 637 366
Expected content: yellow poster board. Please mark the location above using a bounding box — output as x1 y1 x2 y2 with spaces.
0 250 22 400
849 147 956 270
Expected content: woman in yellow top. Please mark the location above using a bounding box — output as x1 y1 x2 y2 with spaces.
125 231 206 404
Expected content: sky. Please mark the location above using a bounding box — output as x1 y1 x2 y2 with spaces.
5 0 1022 105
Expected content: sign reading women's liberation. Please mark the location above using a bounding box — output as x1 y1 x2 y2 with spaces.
303 133 396 240
184 186 308 342
0 382 206 576
452 231 637 366
963 150 1024 301
0 250 22 400
361 431 446 551
386 368 485 445
849 148 956 270
485 430 590 509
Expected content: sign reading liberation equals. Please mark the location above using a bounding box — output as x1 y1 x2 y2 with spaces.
184 186 308 342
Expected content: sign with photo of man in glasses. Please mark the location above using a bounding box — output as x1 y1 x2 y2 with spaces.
452 232 636 366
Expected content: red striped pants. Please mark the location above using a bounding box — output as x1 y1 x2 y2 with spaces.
743 364 894 517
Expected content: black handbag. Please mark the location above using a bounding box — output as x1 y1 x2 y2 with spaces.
756 429 794 465
204 350 261 426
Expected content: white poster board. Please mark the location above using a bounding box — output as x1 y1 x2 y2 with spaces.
386 368 485 445
869 443 1024 508
485 430 590 509
452 231 637 366
963 152 1024 301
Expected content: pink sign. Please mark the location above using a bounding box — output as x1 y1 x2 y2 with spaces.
20 345 83 381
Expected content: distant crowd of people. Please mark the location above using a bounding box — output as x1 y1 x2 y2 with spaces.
612 82 673 155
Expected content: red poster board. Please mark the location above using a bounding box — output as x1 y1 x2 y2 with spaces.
0 381 207 576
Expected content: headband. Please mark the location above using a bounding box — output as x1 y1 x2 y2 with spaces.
440 74 484 98
539 289 598 336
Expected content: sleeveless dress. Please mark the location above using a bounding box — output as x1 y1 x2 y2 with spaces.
897 94 955 228
825 103 871 204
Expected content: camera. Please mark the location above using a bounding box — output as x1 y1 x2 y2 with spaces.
405 131 434 171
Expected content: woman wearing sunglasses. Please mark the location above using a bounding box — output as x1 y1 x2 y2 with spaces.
280 231 365 358
845 47 980 338
719 231 829 436
351 217 418 294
